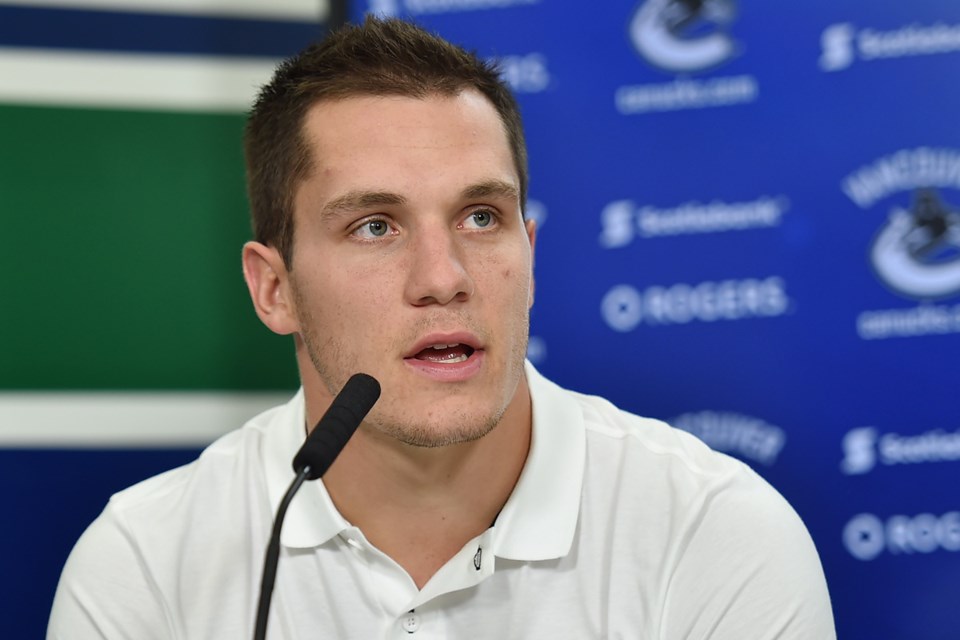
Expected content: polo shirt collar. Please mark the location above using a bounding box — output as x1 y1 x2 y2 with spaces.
262 389 350 549
491 361 585 561
262 362 586 559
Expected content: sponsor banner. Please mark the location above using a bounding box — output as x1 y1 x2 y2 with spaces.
842 147 960 210
628 0 739 73
494 53 551 94
841 426 960 474
844 511 960 561
840 148 960 343
857 302 960 339
599 195 788 247
601 277 790 331
821 20 960 72
616 0 758 114
614 75 757 115
672 410 786 466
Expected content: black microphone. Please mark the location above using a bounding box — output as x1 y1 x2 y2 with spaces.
254 373 381 640
292 373 381 479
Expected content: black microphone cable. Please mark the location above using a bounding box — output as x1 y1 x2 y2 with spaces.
253 373 381 640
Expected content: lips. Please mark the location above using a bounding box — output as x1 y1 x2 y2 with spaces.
403 333 484 379
412 343 476 363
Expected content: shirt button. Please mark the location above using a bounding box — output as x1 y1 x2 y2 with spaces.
401 612 420 633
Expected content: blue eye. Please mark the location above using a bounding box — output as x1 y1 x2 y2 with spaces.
471 210 494 228
353 218 392 239
366 220 389 236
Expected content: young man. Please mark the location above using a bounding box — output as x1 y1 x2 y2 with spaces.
49 17 835 639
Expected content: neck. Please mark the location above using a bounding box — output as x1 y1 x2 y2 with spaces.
319 379 532 589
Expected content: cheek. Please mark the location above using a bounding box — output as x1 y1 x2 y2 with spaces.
296 270 377 329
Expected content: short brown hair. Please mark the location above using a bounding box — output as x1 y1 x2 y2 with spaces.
244 16 528 268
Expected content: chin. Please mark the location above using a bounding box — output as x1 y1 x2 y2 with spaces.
371 404 505 449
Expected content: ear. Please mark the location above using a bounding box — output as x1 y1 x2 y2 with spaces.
242 241 299 335
525 218 537 309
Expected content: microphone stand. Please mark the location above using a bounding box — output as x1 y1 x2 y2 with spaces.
253 467 310 640
252 373 380 640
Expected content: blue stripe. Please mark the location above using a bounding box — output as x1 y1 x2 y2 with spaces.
0 5 328 58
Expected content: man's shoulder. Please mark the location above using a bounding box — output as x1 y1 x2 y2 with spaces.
546 382 835 637
48 399 297 638
526 364 754 492
563 385 748 482
552 379 802 538
103 396 294 533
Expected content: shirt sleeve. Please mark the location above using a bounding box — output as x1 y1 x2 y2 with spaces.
659 467 836 640
47 505 173 640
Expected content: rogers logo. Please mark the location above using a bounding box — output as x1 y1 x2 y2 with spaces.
843 512 960 561
601 277 788 330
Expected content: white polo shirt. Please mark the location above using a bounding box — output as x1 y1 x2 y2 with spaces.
48 363 835 639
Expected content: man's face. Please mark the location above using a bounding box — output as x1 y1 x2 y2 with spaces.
287 90 535 447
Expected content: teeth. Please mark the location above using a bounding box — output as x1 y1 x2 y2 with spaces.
431 343 459 349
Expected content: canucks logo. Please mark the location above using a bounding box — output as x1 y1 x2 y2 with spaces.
629 0 738 73
871 188 960 300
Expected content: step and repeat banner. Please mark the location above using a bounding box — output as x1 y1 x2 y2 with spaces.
2 0 958 637
347 1 960 639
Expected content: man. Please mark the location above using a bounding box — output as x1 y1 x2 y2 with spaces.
49 17 835 639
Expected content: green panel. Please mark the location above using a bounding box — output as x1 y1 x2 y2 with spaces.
0 104 298 391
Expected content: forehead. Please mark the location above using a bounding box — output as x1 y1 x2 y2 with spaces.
298 90 516 188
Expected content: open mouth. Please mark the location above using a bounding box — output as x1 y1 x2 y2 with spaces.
410 343 477 364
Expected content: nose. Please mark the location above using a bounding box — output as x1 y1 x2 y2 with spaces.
404 227 475 306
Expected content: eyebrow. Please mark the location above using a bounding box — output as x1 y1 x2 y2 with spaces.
319 179 520 220
320 191 407 219
461 179 520 203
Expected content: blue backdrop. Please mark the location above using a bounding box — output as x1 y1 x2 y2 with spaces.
347 1 960 639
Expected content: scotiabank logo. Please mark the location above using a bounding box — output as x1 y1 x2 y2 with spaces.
841 426 960 475
820 21 960 72
844 512 960 561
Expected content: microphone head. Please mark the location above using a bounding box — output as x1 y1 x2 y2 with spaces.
292 373 381 480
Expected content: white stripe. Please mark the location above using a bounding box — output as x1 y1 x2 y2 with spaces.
0 48 279 112
0 0 328 21
0 391 292 447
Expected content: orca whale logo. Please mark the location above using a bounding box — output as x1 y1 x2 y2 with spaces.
870 188 960 300
629 0 738 73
